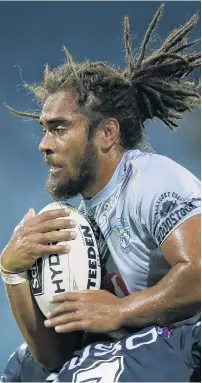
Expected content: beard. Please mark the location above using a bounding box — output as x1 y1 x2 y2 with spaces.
45 138 98 201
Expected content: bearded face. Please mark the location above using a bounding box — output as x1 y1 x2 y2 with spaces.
39 91 100 200
45 136 98 200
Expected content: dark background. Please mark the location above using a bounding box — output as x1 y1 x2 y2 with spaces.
0 1 200 373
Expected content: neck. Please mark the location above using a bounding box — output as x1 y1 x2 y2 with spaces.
82 150 126 199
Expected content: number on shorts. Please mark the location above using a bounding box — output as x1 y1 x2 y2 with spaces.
72 355 124 383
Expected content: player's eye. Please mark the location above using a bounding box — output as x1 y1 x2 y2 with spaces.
54 126 67 134
55 127 64 131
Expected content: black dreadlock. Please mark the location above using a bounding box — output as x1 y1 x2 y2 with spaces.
6 4 200 150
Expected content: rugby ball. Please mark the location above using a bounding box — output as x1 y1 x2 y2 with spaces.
28 202 101 317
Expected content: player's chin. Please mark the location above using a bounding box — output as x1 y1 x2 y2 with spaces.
46 176 66 198
48 166 64 177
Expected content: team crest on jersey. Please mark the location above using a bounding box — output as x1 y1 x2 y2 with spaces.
113 220 130 249
159 200 178 218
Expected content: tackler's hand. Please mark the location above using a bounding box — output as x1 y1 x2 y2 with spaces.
0 207 77 273
44 289 126 333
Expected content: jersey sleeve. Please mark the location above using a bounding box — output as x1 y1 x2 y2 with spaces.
136 156 201 247
1 343 27 382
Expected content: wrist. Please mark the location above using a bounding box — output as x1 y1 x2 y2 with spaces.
0 255 26 274
118 296 132 327
0 257 15 274
0 256 29 284
0 269 28 285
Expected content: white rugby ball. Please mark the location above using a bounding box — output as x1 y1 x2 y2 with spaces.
28 202 101 317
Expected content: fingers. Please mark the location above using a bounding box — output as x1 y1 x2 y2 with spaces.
35 243 71 255
44 315 90 332
39 229 77 244
24 208 36 221
44 301 89 333
14 208 36 232
45 311 82 327
27 208 71 226
51 292 81 303
47 301 80 318
37 218 76 233
17 208 76 239
55 321 89 333
6 208 76 273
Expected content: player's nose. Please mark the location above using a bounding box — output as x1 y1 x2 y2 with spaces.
38 132 55 153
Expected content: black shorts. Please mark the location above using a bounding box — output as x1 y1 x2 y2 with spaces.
54 322 201 382
2 322 200 382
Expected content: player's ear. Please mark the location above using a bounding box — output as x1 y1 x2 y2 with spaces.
100 118 120 152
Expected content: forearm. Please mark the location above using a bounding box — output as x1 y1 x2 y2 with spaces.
121 263 201 327
5 281 83 371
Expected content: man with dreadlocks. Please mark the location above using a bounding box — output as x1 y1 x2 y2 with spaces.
1 5 201 382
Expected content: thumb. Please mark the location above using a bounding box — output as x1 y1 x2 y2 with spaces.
24 208 36 221
14 208 36 233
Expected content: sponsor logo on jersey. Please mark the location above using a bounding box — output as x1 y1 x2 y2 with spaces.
153 194 200 245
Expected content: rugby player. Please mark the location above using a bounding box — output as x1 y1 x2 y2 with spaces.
1 5 201 382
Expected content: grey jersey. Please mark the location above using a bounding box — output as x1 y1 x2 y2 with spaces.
79 150 201 293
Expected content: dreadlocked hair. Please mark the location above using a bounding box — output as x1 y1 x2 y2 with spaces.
6 4 200 150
